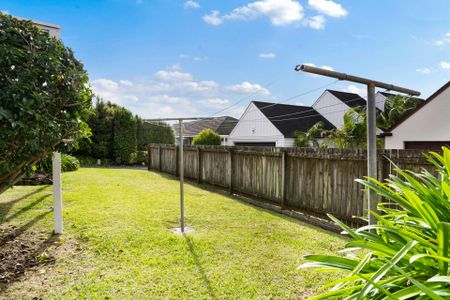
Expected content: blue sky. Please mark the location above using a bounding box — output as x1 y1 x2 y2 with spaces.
3 0 450 118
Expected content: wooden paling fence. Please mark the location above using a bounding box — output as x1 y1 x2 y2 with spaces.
148 145 433 225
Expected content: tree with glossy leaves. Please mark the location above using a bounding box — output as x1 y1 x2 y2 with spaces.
0 14 93 194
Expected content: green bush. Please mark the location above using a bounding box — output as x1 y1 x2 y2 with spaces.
192 129 221 145
301 147 450 299
0 14 93 194
128 151 147 165
37 154 80 173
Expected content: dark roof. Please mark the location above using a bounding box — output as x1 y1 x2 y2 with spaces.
387 81 450 132
173 116 238 137
252 101 336 138
327 90 367 108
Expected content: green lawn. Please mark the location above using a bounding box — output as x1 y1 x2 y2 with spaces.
0 168 345 299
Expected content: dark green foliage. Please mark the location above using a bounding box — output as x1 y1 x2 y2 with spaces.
136 118 174 151
302 147 450 299
76 99 173 164
0 14 93 193
77 156 111 166
295 122 324 148
111 107 137 164
192 129 221 145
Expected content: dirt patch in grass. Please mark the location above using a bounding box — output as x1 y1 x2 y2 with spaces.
0 225 59 288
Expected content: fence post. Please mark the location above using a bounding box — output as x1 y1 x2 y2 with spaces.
197 147 202 183
158 145 162 172
147 145 151 171
175 145 179 177
228 148 233 194
281 149 286 209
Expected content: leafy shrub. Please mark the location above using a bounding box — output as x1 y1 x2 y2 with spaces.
128 151 147 165
192 129 221 145
301 147 450 299
0 14 93 193
37 154 80 173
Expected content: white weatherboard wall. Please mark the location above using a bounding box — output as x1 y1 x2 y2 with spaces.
375 92 387 111
312 91 351 129
228 103 286 146
385 86 450 149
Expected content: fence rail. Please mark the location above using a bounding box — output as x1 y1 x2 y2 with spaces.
148 144 433 224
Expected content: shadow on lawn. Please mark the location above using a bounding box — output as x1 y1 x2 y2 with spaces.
184 235 217 299
155 172 339 235
0 209 59 292
0 186 49 223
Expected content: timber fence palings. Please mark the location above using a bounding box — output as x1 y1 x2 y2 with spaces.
148 145 433 225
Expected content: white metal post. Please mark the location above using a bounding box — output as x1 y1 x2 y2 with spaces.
367 84 377 226
179 120 185 233
52 152 63 234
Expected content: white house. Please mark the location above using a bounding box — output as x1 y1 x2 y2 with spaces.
228 101 335 147
384 81 450 150
312 90 367 128
17 17 61 38
173 116 238 145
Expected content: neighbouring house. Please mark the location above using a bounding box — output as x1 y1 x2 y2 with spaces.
173 116 238 145
228 101 335 147
17 17 61 38
312 90 367 129
383 81 450 150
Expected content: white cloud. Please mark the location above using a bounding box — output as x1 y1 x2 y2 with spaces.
119 80 134 87
227 81 270 95
303 63 334 76
92 78 120 92
259 52 276 59
203 0 304 26
305 15 325 30
416 67 432 74
440 61 450 70
193 56 208 61
200 98 230 108
344 84 367 99
308 0 347 18
434 32 450 46
184 0 200 9
1 10 10 15
203 10 223 26
91 69 265 118
154 70 193 81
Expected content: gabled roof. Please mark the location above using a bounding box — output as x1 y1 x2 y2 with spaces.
327 90 367 108
387 81 450 132
252 101 336 138
173 116 238 137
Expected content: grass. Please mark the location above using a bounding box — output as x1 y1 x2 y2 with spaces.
0 168 345 299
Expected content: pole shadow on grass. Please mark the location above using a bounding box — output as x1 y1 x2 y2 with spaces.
0 186 49 223
1 194 50 224
183 235 217 299
153 172 341 236
0 210 58 292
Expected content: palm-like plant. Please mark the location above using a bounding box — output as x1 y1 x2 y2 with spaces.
301 147 450 299
378 95 421 130
295 121 325 148
326 107 367 149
